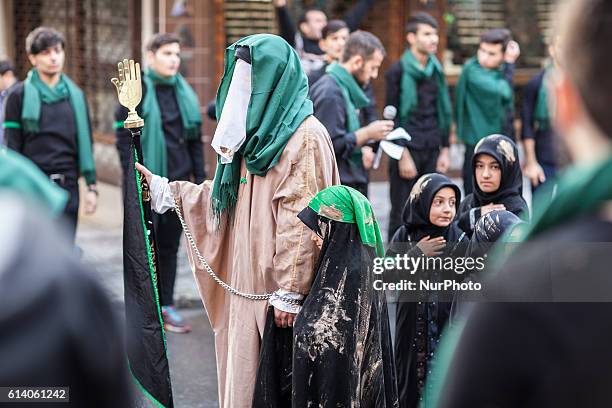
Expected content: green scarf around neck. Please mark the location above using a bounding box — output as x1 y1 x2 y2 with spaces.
211 34 313 219
534 65 552 131
22 69 96 184
455 58 514 146
326 61 370 167
308 185 385 257
139 69 202 177
399 49 452 134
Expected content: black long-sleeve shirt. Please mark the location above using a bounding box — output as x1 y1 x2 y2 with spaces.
456 193 528 236
310 74 368 186
5 82 93 181
521 70 556 167
308 63 327 87
385 60 449 151
115 82 206 183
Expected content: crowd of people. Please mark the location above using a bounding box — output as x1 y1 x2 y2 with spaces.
1 0 612 406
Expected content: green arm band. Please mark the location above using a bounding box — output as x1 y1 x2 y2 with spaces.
113 120 125 129
2 121 21 129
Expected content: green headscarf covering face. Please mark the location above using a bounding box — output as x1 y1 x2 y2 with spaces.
211 34 314 218
307 185 385 257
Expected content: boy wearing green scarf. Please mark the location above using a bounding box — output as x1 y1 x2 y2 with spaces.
455 28 520 195
115 33 205 334
384 12 453 240
430 1 612 406
4 27 97 243
310 30 394 197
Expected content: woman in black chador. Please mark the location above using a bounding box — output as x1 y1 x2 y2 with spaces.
388 173 467 408
457 134 528 236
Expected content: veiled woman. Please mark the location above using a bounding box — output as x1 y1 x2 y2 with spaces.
293 185 398 407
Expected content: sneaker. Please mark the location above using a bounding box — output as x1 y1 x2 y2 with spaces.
161 305 192 334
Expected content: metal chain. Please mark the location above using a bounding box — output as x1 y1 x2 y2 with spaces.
173 199 303 306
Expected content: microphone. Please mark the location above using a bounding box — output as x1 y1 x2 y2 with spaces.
383 105 397 121
373 106 398 169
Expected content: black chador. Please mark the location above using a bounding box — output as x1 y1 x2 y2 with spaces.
253 186 398 407
388 173 467 408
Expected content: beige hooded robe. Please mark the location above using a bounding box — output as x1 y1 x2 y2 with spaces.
169 115 339 407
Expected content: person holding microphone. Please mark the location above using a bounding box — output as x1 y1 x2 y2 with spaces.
310 30 393 197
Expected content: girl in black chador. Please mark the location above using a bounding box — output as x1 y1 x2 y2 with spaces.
457 134 528 237
388 173 467 408
253 185 398 407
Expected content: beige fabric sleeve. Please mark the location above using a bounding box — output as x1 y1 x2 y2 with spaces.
271 123 338 294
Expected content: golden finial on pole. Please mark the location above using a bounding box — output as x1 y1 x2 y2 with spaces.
111 59 144 128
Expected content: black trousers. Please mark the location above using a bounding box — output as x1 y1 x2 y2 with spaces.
48 173 79 244
152 211 183 306
388 148 439 241
462 144 475 196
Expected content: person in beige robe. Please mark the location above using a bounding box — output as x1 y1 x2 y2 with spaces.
137 34 339 407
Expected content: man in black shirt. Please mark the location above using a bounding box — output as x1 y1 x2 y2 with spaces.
435 2 612 407
385 12 453 240
0 193 131 408
310 30 393 196
522 39 560 207
115 33 205 334
4 27 97 242
273 0 374 75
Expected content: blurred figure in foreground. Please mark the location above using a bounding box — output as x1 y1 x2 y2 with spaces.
0 193 131 407
430 1 612 407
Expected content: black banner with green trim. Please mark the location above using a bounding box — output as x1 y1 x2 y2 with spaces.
122 128 174 408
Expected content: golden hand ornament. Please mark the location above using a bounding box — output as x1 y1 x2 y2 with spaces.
111 59 144 128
